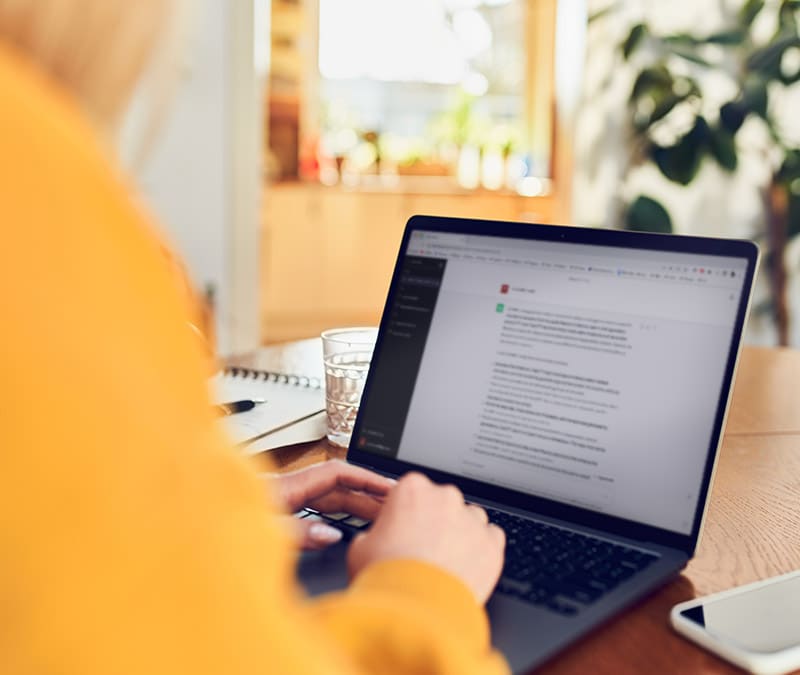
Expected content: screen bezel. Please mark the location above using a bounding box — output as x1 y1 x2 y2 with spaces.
348 215 760 555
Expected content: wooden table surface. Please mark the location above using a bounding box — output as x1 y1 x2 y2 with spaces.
234 343 800 674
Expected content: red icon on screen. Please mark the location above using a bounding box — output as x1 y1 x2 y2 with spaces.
358 436 367 448
500 284 509 294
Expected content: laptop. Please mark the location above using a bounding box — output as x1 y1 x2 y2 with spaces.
297 215 759 673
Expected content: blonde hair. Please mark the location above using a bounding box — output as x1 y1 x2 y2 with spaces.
0 0 176 130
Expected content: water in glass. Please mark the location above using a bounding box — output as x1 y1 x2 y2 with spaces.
324 349 371 447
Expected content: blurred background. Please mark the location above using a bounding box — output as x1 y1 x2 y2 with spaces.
124 0 800 353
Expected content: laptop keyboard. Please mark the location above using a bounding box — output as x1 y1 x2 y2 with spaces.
297 507 658 617
487 508 658 615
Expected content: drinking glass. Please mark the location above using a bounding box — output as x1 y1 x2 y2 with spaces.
321 327 378 447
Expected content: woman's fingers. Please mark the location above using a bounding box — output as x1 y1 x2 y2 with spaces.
466 503 489 524
306 488 385 520
347 473 506 604
271 460 394 512
280 516 344 550
330 460 396 496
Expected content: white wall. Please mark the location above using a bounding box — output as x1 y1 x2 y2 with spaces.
120 0 268 354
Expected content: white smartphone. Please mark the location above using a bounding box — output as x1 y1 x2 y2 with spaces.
671 569 800 675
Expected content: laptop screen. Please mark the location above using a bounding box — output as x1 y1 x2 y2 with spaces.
354 227 751 536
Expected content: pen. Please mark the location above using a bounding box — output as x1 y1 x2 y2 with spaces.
216 399 266 416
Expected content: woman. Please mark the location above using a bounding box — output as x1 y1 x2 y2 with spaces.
0 1 508 673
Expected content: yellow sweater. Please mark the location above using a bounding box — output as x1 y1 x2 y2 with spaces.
0 44 508 675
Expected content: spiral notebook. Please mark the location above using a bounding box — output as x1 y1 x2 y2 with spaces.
211 366 326 454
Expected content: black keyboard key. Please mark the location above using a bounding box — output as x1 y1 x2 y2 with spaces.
320 512 350 521
497 576 532 599
523 586 554 606
342 516 370 529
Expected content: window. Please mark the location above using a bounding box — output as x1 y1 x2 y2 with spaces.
319 0 523 89
314 0 550 188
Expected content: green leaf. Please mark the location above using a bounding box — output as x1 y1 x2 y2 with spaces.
743 77 769 118
747 35 800 78
623 23 647 59
707 126 738 171
649 94 685 126
634 93 695 133
626 196 673 233
692 116 712 141
652 145 702 184
670 46 713 67
740 0 766 26
720 101 748 133
706 29 747 45
651 117 709 185
630 70 699 133
663 33 701 47
630 65 673 101
779 0 800 31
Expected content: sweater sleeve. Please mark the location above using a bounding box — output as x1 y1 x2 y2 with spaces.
304 560 510 675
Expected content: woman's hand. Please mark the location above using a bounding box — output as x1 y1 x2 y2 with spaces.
268 460 395 550
348 472 506 604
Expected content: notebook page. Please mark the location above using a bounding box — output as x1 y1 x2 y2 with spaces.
210 372 325 446
240 413 327 455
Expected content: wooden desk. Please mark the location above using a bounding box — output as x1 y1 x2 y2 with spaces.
726 346 800 436
234 343 800 673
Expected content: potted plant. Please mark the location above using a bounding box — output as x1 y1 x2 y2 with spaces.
594 0 800 343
